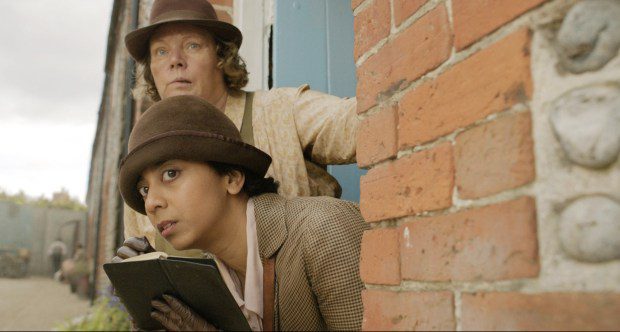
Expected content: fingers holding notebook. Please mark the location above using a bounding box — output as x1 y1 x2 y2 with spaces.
151 295 218 331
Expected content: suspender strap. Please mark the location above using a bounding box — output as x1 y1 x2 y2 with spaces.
240 91 255 145
262 257 276 331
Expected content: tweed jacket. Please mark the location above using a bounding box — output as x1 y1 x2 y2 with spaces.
124 86 359 248
253 193 369 331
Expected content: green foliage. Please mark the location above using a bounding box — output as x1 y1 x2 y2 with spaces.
55 297 131 331
0 187 86 211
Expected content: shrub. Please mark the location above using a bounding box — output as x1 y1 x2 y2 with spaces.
55 296 130 331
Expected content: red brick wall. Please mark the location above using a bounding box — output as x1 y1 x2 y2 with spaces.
353 0 620 330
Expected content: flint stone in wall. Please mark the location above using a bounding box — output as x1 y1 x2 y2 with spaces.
559 195 620 263
549 83 620 168
555 0 620 74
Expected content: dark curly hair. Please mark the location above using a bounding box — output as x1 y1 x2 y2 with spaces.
136 37 249 102
207 161 279 197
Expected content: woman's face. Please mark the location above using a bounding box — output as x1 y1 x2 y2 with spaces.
137 159 234 251
149 23 226 103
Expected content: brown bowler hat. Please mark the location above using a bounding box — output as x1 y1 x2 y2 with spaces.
119 95 271 215
125 0 242 63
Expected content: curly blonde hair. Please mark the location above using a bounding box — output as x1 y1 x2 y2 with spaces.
135 39 249 102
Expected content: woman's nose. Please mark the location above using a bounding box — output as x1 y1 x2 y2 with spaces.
144 188 166 214
168 48 186 69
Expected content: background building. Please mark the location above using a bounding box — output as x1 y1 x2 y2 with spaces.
88 0 620 329
0 200 86 276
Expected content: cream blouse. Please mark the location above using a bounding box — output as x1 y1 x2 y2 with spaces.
214 198 263 331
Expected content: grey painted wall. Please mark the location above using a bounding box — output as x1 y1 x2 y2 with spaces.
0 201 86 276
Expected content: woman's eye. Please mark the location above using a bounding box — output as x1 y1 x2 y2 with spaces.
155 48 167 56
188 42 200 50
163 169 179 181
138 186 149 198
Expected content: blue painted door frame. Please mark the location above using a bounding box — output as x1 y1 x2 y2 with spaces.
273 0 366 202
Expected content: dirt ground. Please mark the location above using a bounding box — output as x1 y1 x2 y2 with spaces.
0 276 91 331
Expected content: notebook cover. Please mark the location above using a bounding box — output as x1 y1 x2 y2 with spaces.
103 257 251 330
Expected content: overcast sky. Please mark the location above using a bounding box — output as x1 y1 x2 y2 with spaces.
0 1 113 203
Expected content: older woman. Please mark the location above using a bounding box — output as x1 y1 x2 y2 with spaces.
122 0 359 250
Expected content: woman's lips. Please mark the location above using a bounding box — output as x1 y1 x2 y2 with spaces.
170 79 191 86
157 220 177 238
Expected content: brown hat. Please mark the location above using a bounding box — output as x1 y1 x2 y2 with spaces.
119 95 271 215
125 0 242 63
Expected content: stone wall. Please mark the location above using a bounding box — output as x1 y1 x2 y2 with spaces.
354 0 620 330
87 0 133 296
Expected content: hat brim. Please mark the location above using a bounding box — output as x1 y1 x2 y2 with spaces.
125 19 242 63
119 133 271 215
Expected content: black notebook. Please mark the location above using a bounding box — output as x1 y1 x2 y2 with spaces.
103 252 251 331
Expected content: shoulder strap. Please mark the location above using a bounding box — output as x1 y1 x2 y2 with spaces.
240 91 255 145
262 256 276 331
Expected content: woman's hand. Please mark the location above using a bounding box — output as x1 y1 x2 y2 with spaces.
151 294 218 331
111 237 155 263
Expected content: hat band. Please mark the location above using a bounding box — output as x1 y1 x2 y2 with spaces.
122 129 252 168
151 10 217 25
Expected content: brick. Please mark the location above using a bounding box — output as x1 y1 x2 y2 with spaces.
400 196 539 281
357 4 451 114
453 0 547 50
210 0 233 7
216 9 232 24
398 28 532 147
357 104 398 167
354 0 391 61
362 290 455 331
455 111 535 199
393 0 428 27
360 143 454 222
461 292 620 331
360 228 400 285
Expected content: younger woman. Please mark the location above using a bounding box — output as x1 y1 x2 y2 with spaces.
116 95 368 330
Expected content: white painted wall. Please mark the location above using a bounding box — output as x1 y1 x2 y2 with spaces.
234 0 274 91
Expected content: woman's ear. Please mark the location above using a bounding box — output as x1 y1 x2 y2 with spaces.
225 170 245 195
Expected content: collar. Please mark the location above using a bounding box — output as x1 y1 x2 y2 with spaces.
211 198 264 321
244 197 263 317
252 193 288 260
